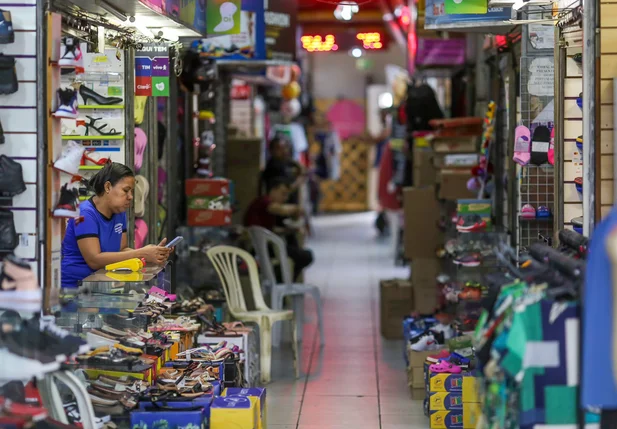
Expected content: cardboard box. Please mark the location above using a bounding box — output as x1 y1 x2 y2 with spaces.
187 209 232 227
429 403 481 429
413 148 437 186
410 387 427 400
411 258 441 288
430 392 463 411
433 153 478 168
432 136 478 153
131 410 205 429
224 388 267 429
429 372 479 396
188 195 231 210
439 169 476 200
403 187 443 259
380 279 414 339
210 395 258 429
413 286 438 314
185 178 231 197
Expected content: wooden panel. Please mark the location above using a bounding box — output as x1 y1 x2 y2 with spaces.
564 161 582 181
602 154 615 179
563 141 580 161
601 56 617 80
564 120 583 139
602 205 613 218
565 78 583 98
601 130 614 153
602 4 617 26
564 99 583 119
601 79 614 104
602 29 617 53
601 179 614 204
564 183 583 202
564 203 583 221
566 57 583 77
601 105 614 129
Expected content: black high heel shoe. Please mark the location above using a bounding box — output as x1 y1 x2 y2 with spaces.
81 116 122 136
79 85 123 106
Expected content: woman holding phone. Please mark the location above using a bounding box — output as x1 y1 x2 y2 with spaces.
61 161 172 288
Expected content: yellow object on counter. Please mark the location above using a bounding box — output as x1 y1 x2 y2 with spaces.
105 258 144 272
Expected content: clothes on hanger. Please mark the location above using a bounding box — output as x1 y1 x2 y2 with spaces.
314 129 342 181
406 82 444 132
377 142 401 211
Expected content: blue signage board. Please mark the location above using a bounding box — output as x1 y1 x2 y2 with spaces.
425 0 512 29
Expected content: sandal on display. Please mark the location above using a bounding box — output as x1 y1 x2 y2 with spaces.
429 360 463 374
81 116 121 136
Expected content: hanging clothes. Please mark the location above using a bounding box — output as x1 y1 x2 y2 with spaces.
314 130 342 181
378 142 401 211
583 207 617 408
270 122 308 161
406 82 444 133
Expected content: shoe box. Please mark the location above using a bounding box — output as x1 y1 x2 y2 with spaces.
428 370 482 429
185 178 234 227
429 403 481 429
438 169 476 201
185 178 231 197
379 279 413 339
403 186 443 259
406 347 445 395
210 394 259 429
457 199 492 227
135 394 214 426
131 408 207 429
223 388 266 429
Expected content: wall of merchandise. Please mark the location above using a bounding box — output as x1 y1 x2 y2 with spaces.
0 0 41 276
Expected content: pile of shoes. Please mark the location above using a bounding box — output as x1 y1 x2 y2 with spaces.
404 316 455 352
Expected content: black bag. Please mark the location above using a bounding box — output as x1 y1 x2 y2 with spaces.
0 54 17 95
0 209 18 252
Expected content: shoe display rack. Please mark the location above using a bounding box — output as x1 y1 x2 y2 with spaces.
45 13 135 296
0 0 44 275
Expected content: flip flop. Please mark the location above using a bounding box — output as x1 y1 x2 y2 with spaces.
134 175 149 218
134 127 147 172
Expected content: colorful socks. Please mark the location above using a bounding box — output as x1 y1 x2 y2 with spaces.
548 127 555 165
513 125 531 165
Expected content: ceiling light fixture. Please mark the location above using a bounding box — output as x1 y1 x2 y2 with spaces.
351 47 363 58
95 0 128 21
128 16 155 39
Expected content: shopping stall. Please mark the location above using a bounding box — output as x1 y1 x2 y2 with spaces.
0 0 304 427
381 0 617 426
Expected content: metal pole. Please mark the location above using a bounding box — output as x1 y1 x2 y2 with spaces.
37 0 47 288
583 0 598 234
125 47 136 247
213 70 231 177
145 97 158 245
554 32 566 235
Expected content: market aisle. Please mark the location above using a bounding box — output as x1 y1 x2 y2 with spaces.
267 212 427 429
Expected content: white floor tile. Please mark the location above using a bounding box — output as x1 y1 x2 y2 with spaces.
267 213 427 429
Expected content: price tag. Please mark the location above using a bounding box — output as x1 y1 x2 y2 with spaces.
531 141 550 152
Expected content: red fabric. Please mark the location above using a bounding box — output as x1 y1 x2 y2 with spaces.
244 196 276 230
378 143 402 210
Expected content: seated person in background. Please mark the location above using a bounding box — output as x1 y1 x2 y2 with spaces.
261 136 305 203
244 177 314 282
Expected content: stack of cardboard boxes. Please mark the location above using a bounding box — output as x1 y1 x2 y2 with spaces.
428 370 482 429
379 279 414 339
186 178 233 227
406 348 444 400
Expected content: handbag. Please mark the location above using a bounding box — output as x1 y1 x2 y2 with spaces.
0 209 18 252
0 54 18 95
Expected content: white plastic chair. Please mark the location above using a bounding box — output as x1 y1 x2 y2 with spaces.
248 226 324 348
206 245 299 384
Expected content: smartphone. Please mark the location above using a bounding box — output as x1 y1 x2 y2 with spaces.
165 236 183 248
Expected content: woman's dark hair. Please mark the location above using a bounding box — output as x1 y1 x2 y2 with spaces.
88 161 134 196
266 176 291 193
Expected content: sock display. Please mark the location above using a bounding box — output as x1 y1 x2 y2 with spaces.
513 125 531 165
548 127 555 165
530 125 551 166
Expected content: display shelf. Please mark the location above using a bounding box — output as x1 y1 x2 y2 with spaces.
519 215 554 222
62 135 125 140
81 264 168 284
78 105 125 110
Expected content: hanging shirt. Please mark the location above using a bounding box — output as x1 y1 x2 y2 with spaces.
61 199 127 289
582 207 617 407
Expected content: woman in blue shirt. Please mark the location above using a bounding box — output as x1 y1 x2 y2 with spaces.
61 162 171 288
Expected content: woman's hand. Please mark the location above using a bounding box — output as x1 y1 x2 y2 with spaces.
141 240 171 265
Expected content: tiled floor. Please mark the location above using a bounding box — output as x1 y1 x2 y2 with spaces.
267 212 427 429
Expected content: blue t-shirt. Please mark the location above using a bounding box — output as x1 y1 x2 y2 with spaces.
61 199 127 288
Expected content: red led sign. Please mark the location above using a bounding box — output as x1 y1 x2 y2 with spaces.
300 34 339 52
356 32 384 50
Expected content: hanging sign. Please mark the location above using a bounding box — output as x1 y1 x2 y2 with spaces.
135 43 170 97
207 0 242 35
139 0 207 35
444 0 487 14
416 38 465 66
425 0 511 29
264 0 297 61
198 0 265 60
